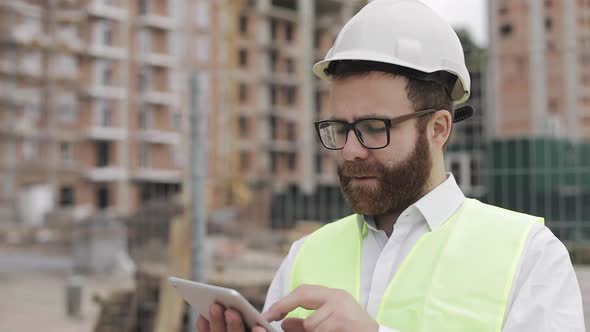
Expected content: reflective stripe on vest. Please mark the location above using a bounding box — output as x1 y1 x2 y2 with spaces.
287 199 543 331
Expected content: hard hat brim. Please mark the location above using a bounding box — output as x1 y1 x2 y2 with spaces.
313 57 470 105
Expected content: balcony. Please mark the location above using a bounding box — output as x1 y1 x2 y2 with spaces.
139 90 179 106
0 59 16 75
137 52 177 68
55 36 83 53
49 58 79 81
264 72 299 85
0 118 38 137
315 173 339 185
137 130 180 145
51 69 79 82
13 119 37 136
7 28 46 47
138 14 177 30
0 86 25 105
86 84 126 99
316 14 339 29
55 8 86 23
271 176 303 191
87 2 128 21
88 43 126 59
262 7 298 22
18 65 42 78
3 7 46 46
236 140 257 150
87 166 126 182
86 126 126 141
265 140 299 151
133 168 182 183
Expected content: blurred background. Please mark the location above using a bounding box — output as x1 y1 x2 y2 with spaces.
1 0 590 331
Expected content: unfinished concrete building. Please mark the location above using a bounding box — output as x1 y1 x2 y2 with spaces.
194 0 367 227
488 0 590 138
0 0 366 227
0 0 86 223
483 0 590 238
0 0 185 222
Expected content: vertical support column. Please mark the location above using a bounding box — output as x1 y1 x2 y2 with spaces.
299 0 315 194
2 5 17 222
529 0 547 135
118 0 131 215
257 0 271 177
563 0 578 139
216 0 237 206
563 0 583 240
46 0 59 207
486 0 499 139
188 72 208 332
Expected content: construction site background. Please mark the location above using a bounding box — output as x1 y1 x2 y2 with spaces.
3 0 590 331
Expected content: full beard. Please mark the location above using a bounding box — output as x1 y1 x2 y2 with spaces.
338 131 432 216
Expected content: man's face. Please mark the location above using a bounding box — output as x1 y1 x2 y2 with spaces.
328 73 432 216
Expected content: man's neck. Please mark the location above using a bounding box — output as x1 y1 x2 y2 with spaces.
374 212 400 237
374 170 447 237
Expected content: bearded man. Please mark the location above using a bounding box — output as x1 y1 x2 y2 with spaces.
198 1 585 331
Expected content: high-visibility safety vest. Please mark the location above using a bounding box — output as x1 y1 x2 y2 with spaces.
287 199 543 331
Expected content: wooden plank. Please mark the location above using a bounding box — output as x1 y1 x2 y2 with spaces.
154 214 191 332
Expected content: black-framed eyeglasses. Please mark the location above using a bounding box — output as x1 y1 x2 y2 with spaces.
314 109 438 150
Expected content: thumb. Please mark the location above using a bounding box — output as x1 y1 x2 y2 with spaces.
281 317 306 332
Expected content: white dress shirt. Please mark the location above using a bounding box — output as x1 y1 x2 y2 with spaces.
263 174 585 332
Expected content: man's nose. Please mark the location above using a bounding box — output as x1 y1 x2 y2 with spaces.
341 130 369 161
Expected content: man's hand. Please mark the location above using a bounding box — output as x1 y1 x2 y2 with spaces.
263 285 379 332
196 303 268 332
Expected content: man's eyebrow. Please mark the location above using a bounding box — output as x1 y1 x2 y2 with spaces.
355 113 386 120
327 114 390 121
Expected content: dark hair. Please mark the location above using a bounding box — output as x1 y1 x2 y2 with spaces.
326 60 455 132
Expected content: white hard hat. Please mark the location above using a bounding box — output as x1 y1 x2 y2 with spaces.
313 0 471 105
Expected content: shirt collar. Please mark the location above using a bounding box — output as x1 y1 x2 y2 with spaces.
357 173 466 234
413 173 466 231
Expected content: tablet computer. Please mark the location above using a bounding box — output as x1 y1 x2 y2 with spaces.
168 277 277 332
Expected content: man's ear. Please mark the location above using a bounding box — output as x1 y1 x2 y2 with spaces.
429 110 453 149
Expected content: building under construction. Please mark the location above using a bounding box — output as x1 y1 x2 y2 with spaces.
0 0 367 227
481 0 590 240
203 0 368 228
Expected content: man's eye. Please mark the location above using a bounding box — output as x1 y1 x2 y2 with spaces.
365 125 386 134
334 126 348 135
358 122 386 134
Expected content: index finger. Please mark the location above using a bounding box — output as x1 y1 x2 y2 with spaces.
262 285 332 322
197 315 211 332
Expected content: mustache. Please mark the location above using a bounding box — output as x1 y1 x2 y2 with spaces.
338 161 384 178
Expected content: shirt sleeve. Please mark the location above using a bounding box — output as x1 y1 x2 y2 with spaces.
503 223 585 332
262 236 307 331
